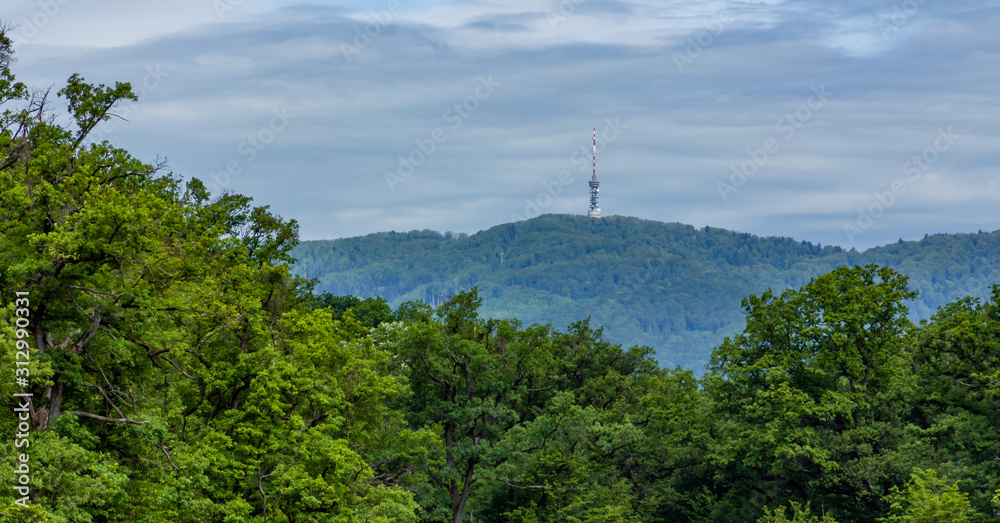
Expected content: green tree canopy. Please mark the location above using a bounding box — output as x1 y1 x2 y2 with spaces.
879 469 975 523
707 264 918 521
0 29 418 521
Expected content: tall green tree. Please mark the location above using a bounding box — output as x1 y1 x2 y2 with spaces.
0 27 419 521
707 264 918 521
623 367 715 522
380 290 557 522
378 289 658 522
907 285 1000 519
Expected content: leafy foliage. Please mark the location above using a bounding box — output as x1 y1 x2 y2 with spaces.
879 469 975 523
758 501 839 523
705 265 918 521
0 32 416 522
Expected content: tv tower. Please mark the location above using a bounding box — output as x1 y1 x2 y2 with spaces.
587 127 601 218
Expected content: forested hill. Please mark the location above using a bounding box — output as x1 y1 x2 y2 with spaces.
292 214 1000 370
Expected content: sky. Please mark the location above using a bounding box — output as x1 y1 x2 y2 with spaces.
4 0 1000 250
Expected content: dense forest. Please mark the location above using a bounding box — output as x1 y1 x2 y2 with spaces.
293 215 1000 371
2 29 1000 522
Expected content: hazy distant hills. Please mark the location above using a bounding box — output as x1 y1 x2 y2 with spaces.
292 214 1000 371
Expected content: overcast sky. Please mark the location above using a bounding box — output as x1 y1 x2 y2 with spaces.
5 0 1000 249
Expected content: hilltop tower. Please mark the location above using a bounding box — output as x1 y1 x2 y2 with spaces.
588 127 600 218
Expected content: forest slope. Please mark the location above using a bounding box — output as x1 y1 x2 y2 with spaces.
293 214 1000 370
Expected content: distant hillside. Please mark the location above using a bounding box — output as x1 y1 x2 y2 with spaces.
292 214 1000 371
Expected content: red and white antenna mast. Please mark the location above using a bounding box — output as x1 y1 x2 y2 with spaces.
588 127 601 218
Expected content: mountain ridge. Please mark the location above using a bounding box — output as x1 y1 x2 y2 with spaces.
292 214 1000 370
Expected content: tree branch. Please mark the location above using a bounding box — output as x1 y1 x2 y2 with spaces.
71 305 101 353
82 382 125 419
157 444 179 470
488 478 583 491
67 410 149 425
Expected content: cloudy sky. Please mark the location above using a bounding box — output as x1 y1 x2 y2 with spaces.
5 0 1000 249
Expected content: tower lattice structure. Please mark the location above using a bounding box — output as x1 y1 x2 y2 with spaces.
588 127 600 218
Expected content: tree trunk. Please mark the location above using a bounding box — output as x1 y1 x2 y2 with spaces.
46 379 64 429
451 460 476 523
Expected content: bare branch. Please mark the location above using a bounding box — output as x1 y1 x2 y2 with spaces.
488 478 584 491
82 382 125 419
67 410 149 425
163 356 196 379
157 445 179 470
69 285 130 299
